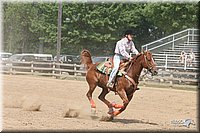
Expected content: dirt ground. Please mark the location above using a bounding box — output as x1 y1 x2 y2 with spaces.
2 74 198 132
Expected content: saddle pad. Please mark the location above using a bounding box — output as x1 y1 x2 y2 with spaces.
96 61 123 76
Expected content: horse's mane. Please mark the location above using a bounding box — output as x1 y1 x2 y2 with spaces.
134 53 143 60
121 53 144 71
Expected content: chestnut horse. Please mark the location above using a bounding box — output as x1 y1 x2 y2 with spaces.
80 49 158 120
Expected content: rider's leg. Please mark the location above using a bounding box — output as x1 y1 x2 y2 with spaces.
107 54 120 86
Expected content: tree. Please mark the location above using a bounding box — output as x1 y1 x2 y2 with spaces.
143 3 198 35
3 2 198 55
3 3 39 53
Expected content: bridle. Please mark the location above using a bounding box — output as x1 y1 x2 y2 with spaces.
124 52 156 85
139 52 156 79
143 52 156 71
125 52 156 75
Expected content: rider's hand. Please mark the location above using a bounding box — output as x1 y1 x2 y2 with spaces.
129 56 133 61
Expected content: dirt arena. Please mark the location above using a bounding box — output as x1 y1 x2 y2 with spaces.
2 74 198 131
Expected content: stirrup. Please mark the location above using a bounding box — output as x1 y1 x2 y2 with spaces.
107 82 114 88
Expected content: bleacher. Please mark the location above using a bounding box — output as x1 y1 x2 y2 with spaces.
160 42 199 55
154 40 199 70
141 28 199 86
142 28 199 71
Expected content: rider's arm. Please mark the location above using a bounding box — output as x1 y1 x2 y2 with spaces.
131 42 139 55
117 42 131 59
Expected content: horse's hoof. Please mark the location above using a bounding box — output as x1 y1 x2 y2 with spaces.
107 107 114 115
107 111 114 115
100 114 114 121
91 108 97 116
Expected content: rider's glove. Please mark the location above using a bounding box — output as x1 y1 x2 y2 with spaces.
128 56 132 61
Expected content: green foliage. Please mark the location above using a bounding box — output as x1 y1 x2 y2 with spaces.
3 2 198 56
144 3 198 35
3 3 39 53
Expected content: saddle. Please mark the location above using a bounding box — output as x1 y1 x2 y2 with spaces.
96 57 130 76
96 57 138 91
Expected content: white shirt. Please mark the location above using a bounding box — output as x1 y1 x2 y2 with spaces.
114 37 139 59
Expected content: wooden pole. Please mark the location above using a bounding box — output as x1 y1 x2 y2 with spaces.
56 1 62 63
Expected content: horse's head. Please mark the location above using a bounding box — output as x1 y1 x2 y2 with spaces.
141 51 158 76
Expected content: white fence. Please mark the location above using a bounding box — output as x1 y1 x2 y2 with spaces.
0 60 198 86
153 53 199 71
0 60 86 77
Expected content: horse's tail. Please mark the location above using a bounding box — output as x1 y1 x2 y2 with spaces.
80 49 93 70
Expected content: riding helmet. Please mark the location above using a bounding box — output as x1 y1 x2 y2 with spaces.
124 29 133 36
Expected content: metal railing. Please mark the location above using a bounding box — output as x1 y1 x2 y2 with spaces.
142 28 199 54
153 53 198 71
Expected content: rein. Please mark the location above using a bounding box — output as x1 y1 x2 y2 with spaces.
126 53 142 73
123 54 142 89
140 69 152 79
123 52 154 88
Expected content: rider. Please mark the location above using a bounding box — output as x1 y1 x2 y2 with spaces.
107 29 139 88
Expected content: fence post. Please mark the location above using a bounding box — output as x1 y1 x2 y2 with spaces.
31 61 34 74
187 29 190 43
52 62 55 75
9 64 13 75
192 28 194 41
169 72 173 87
184 54 187 70
165 54 168 70
172 35 175 50
74 64 77 77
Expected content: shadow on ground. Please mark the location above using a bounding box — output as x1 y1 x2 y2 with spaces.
112 118 159 125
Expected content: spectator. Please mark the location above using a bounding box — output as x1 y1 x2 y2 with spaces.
187 49 195 67
179 50 186 64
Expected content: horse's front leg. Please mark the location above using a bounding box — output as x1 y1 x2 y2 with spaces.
86 83 97 115
112 89 131 116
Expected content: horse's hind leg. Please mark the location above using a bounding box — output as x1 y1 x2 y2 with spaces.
98 88 114 114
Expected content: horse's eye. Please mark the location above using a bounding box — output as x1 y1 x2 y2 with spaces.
147 56 151 61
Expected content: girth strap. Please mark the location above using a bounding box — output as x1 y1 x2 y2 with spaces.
124 75 137 90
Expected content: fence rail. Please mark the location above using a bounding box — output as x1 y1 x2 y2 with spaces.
0 60 198 86
0 60 86 77
153 53 199 71
141 69 199 86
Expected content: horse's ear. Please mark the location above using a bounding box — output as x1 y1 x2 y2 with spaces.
141 49 145 54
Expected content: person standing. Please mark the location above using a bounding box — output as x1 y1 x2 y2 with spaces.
187 48 195 67
179 50 186 64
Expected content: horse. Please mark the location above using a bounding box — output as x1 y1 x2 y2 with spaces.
80 49 158 121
